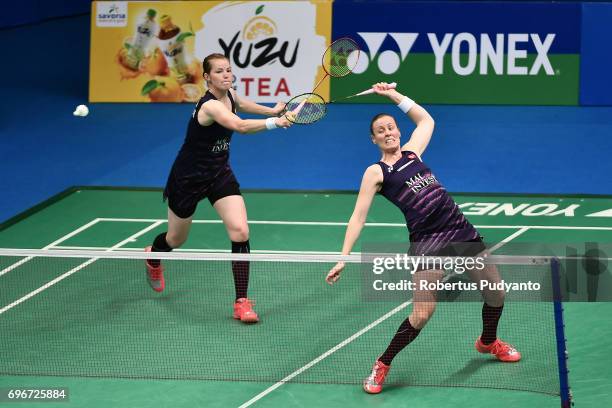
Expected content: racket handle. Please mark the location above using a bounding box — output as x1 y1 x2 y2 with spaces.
356 82 397 96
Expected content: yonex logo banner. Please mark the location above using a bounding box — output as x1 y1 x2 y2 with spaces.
332 1 580 105
351 33 555 76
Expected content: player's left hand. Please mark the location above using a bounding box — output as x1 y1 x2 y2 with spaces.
326 262 345 285
272 102 287 116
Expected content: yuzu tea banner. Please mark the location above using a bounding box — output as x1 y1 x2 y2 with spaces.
90 1 332 103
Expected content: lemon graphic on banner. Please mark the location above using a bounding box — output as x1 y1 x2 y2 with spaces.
243 5 277 41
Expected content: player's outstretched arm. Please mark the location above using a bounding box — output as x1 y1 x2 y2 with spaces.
200 100 292 134
232 90 286 117
326 165 382 285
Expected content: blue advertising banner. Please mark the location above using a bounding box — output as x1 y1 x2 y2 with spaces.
332 1 581 105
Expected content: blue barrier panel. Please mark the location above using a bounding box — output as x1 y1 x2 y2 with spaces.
579 2 612 105
1 0 90 28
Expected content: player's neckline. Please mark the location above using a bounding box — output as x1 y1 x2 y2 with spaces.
380 151 408 168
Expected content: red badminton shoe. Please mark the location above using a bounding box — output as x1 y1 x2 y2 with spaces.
363 360 391 394
475 337 521 362
144 246 165 292
233 298 259 323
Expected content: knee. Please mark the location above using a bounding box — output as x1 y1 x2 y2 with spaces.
165 232 187 248
228 225 249 242
410 304 436 329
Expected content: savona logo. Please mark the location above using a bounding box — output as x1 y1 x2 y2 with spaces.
353 32 556 76
96 2 127 27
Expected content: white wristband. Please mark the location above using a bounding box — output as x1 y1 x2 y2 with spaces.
397 96 415 114
265 117 278 130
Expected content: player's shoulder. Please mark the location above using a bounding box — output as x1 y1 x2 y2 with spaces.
201 97 224 112
364 164 384 181
400 145 424 160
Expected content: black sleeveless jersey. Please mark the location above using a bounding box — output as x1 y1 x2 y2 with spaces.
171 90 236 181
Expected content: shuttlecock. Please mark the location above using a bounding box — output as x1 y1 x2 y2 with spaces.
73 104 89 117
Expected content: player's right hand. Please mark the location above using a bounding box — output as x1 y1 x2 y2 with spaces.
276 114 294 128
326 261 345 285
372 82 398 97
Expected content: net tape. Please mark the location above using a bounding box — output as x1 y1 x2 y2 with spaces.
0 248 554 264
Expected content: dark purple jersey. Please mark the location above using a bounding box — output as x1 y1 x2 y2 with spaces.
377 150 479 253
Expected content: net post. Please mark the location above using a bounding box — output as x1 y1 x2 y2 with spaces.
551 257 573 407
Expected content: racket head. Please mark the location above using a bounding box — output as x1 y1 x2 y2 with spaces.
322 37 360 78
283 93 327 125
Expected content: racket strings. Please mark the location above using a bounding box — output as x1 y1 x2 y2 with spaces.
323 38 360 77
285 93 327 124
283 37 359 124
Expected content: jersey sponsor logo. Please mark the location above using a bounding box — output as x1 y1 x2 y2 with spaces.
211 137 230 153
406 172 438 193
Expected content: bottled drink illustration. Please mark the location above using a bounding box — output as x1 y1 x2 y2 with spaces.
125 9 158 70
157 14 192 83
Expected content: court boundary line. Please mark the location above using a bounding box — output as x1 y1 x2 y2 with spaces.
0 221 163 315
488 227 531 253
0 218 102 277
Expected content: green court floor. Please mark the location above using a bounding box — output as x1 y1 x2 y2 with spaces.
0 188 611 407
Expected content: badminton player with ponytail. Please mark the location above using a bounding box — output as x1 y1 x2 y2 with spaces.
326 82 521 393
145 53 294 324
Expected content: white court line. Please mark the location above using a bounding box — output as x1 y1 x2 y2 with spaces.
97 218 405 227
0 218 102 277
96 218 612 230
488 227 531 253
237 301 412 408
0 221 163 315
